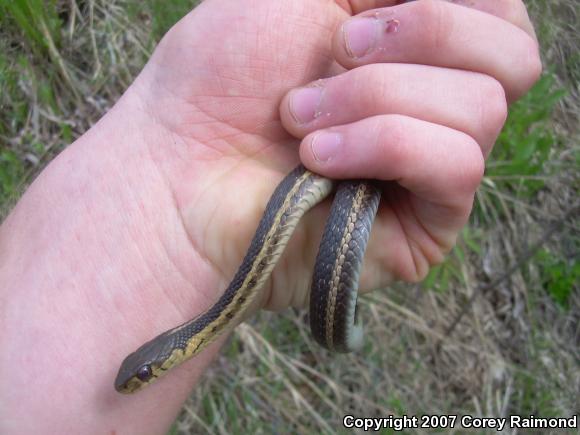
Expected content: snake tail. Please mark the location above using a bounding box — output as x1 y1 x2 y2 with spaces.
309 180 381 352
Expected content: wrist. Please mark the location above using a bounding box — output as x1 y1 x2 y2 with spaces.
0 81 225 432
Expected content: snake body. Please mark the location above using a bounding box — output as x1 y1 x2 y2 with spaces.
115 165 380 393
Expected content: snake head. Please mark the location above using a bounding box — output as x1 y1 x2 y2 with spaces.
114 332 177 394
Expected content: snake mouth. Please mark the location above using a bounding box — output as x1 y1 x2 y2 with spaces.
114 358 147 394
114 372 133 393
114 374 142 394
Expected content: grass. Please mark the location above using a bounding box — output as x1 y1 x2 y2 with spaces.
486 72 565 200
1 0 578 433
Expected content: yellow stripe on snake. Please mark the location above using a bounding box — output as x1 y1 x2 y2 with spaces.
115 165 380 393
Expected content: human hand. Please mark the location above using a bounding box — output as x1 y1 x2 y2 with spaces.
140 0 541 311
279 0 542 300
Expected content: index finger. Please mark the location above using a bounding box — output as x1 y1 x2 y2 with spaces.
332 1 541 101
344 0 537 40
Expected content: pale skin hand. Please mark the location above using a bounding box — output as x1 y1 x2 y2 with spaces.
0 0 540 433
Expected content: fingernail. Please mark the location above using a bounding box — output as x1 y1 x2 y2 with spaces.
289 87 322 124
311 131 342 163
343 18 378 58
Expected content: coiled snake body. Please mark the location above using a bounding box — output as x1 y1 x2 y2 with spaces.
115 165 380 393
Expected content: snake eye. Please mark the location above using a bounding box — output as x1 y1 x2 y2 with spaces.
136 365 153 382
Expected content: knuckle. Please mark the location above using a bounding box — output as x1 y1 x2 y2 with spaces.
495 0 522 23
459 136 485 192
414 0 451 51
500 0 535 36
524 37 543 86
477 76 508 137
512 35 542 99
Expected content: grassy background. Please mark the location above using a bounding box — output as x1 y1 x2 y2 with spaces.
1 0 578 433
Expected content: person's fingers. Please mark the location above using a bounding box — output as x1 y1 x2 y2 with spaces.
439 0 537 40
343 0 537 40
299 114 484 211
332 0 541 101
280 63 506 157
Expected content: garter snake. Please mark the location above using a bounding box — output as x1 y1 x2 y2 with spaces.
115 165 380 393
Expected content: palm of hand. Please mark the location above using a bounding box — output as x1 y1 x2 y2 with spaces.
131 0 447 312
